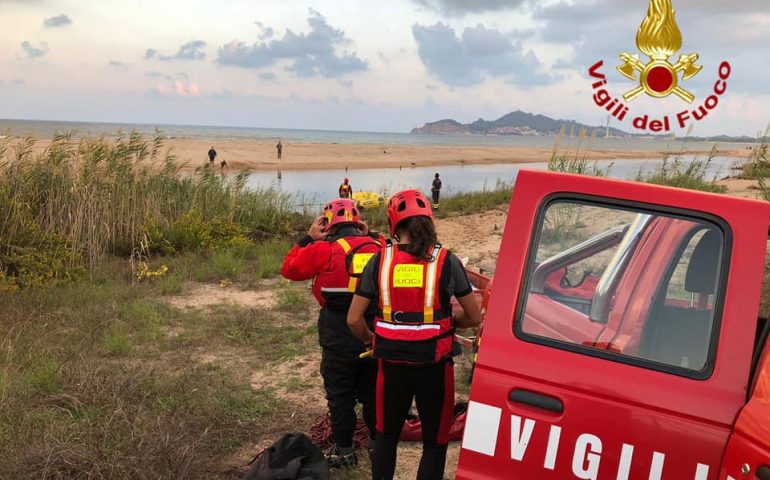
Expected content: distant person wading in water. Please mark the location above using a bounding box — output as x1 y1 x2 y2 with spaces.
208 146 217 164
431 173 442 209
276 140 283 159
339 178 353 199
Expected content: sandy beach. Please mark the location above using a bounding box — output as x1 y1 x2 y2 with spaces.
132 138 753 171
3 135 752 172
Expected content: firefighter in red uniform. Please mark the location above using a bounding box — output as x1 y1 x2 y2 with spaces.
347 189 482 480
281 198 384 468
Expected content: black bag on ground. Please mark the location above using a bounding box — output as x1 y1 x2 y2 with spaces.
242 432 329 480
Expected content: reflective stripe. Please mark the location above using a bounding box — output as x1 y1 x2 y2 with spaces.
380 244 394 322
376 322 440 332
336 238 352 253
423 245 442 324
320 287 353 293
337 238 357 292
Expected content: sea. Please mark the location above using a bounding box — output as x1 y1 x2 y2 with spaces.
0 118 749 205
0 118 754 150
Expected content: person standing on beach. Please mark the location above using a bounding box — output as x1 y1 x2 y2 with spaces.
339 178 353 199
208 146 217 164
276 140 283 159
431 173 442 209
281 199 384 469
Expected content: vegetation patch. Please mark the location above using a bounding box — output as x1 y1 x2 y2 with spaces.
635 147 727 194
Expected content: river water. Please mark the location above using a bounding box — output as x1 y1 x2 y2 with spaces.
245 155 741 207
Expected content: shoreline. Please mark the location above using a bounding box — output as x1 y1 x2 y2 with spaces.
185 142 750 172
3 136 751 172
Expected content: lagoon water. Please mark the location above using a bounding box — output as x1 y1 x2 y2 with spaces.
0 119 745 208
246 155 740 207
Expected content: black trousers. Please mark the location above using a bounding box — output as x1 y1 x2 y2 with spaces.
320 349 378 447
372 360 454 480
431 190 440 206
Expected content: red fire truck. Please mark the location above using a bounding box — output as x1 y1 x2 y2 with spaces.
456 170 770 480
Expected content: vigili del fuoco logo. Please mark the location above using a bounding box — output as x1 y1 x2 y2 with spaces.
588 0 731 133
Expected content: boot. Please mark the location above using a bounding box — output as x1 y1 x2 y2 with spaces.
326 444 358 468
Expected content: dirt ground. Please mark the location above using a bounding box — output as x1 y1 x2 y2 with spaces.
160 175 763 479
164 273 471 479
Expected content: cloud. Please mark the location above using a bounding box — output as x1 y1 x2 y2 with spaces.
258 72 277 81
217 9 368 78
145 70 163 78
534 0 770 99
109 60 127 68
147 77 201 99
208 89 237 101
21 41 48 58
145 40 207 61
43 14 72 28
254 21 274 40
173 40 207 60
12 78 25 85
412 0 526 15
412 22 555 87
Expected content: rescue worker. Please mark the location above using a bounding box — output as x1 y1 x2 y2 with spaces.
347 189 482 480
339 178 353 198
431 173 442 209
281 198 384 468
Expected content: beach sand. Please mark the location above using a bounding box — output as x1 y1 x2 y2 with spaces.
7 136 750 172
166 139 751 171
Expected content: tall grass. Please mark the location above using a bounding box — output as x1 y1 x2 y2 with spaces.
548 127 611 177
0 132 307 288
634 145 727 193
740 126 770 180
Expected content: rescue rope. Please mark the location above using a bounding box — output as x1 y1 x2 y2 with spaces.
306 412 371 450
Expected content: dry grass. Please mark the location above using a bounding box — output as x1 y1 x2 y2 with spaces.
0 255 320 479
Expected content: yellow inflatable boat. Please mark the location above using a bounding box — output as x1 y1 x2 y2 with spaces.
351 191 383 209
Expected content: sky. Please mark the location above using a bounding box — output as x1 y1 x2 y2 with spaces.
0 0 768 136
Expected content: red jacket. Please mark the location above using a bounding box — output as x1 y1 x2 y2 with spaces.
282 229 385 309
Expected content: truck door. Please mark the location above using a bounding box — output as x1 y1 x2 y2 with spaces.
458 170 769 480
721 322 770 479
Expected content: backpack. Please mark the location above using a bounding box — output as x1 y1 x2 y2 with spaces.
242 433 329 480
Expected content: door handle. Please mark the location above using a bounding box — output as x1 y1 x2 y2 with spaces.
757 465 770 480
509 389 563 414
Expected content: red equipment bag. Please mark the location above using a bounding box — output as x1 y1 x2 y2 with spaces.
399 402 468 442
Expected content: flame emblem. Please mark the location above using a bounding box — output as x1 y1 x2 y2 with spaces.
617 0 702 103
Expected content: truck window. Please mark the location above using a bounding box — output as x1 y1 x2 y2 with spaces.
518 199 727 376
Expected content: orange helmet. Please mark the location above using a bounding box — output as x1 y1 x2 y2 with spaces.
387 189 433 237
322 198 361 232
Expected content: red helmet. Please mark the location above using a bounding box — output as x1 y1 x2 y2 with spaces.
387 189 433 237
322 198 361 232
343 177 349 184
